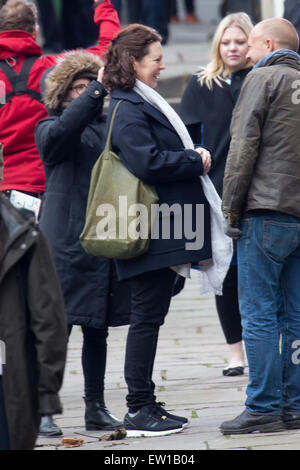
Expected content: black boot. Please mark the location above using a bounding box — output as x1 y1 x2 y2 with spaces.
39 416 63 437
84 397 123 430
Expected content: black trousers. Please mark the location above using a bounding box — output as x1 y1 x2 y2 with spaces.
171 0 195 15
124 268 177 413
69 325 108 401
61 0 98 50
215 264 242 345
36 0 62 52
0 377 10 450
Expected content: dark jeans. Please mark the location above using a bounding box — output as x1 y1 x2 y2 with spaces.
215 264 242 345
0 377 10 450
142 0 172 44
124 268 177 413
37 0 98 51
111 0 121 16
61 0 98 50
69 325 108 401
238 214 300 414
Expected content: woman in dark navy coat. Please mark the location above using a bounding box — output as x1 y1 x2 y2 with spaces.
35 51 130 432
102 24 212 437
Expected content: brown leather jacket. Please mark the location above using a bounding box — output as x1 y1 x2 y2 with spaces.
0 195 67 449
222 52 300 223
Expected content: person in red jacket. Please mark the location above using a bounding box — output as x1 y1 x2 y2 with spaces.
0 0 120 203
0 0 120 436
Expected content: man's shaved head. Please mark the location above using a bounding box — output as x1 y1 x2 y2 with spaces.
247 18 299 65
253 18 299 52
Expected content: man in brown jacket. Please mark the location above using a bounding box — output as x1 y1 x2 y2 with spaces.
0 194 67 449
221 18 300 435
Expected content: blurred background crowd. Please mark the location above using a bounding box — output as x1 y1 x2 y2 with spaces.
27 0 290 53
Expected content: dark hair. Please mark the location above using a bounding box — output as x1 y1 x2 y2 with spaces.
102 24 162 91
0 0 38 34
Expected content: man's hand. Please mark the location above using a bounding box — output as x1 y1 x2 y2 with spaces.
223 218 242 240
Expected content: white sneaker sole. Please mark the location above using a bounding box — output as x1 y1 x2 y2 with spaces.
126 426 183 438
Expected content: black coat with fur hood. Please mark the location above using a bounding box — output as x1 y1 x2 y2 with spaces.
35 52 131 328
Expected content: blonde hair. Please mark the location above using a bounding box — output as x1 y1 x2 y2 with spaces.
198 12 253 89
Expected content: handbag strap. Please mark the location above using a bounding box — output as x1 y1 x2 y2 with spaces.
103 100 123 155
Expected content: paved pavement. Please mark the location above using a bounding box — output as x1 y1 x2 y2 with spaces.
35 21 300 453
35 274 300 452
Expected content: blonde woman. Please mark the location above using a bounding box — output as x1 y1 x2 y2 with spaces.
180 12 253 376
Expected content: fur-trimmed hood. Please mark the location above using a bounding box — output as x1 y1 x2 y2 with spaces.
43 51 103 110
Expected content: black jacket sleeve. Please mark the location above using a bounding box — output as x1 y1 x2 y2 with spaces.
35 80 106 166
112 101 204 185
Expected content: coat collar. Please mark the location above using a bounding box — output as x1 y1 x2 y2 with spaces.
110 88 176 133
254 49 300 70
0 30 42 60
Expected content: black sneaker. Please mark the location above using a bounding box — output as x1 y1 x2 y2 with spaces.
155 402 189 427
124 404 183 437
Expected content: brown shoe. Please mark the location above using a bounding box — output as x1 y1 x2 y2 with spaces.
185 14 199 23
170 15 180 23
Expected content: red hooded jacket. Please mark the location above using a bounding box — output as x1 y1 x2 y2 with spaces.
0 0 120 193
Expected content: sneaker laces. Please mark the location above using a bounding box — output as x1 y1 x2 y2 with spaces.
149 403 168 420
155 401 169 416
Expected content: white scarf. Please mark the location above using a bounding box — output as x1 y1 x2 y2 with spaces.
134 79 233 295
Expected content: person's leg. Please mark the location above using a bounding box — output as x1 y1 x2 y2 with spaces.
215 265 245 375
0 377 10 450
125 268 177 412
78 0 99 47
171 0 178 16
238 216 284 414
81 326 122 430
82 326 108 401
280 236 300 423
238 214 300 416
184 0 194 13
39 322 67 436
184 0 199 23
124 268 184 436
62 0 97 50
142 0 170 44
36 0 62 52
220 214 296 435
127 0 142 23
110 0 121 17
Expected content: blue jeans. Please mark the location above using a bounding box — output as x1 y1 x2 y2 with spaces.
238 213 300 414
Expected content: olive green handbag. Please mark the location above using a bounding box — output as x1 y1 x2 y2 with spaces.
80 101 159 259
